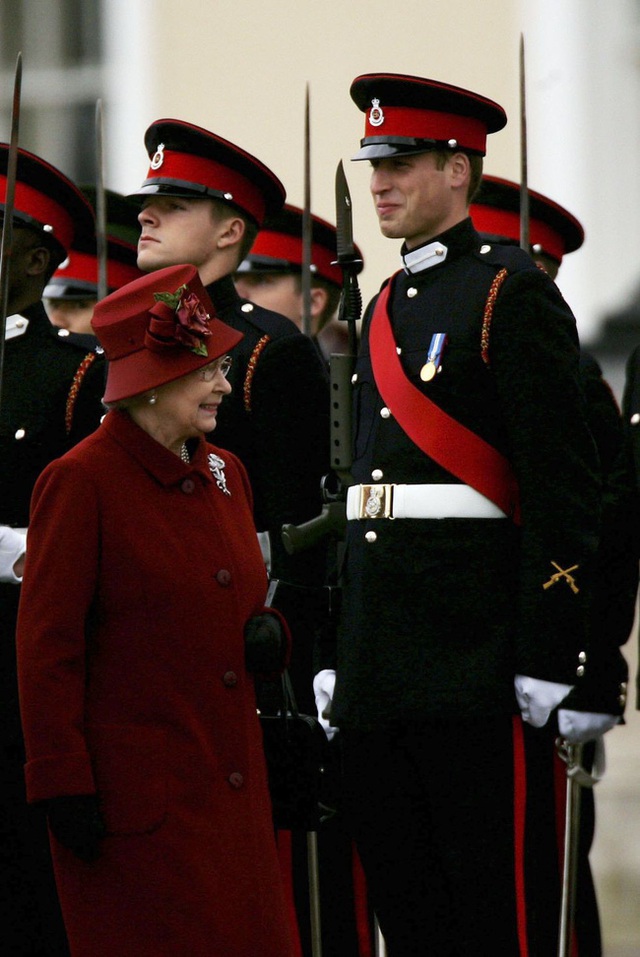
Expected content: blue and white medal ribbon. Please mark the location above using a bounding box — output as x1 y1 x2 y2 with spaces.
420 333 448 382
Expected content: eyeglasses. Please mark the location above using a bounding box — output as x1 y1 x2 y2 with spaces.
199 355 233 381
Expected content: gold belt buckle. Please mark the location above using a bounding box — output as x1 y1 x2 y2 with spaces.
357 484 394 519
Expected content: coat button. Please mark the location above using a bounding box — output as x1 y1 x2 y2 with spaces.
576 664 585 677
241 303 254 313
380 407 391 419
216 569 232 586
407 287 417 298
371 469 383 481
365 530 377 543
631 413 640 425
14 428 26 440
228 772 244 789
223 670 238 687
181 478 195 494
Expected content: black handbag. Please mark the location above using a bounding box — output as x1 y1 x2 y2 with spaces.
259 670 328 831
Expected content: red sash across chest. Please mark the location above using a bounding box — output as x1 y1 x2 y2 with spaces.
368 275 521 525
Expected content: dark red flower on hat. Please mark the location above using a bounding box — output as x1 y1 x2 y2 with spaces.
146 284 212 356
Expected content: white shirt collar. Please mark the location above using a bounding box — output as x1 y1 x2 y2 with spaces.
4 314 29 340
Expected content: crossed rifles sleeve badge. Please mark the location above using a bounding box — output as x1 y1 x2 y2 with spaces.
543 561 580 595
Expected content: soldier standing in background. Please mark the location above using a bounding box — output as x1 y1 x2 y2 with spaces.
234 204 374 957
0 146 106 955
471 174 635 956
233 203 361 364
314 72 607 955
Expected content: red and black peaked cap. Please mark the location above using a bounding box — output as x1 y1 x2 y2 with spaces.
0 144 94 258
350 72 507 161
130 118 286 227
236 204 364 288
470 175 584 264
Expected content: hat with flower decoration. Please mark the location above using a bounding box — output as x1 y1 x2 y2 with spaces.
350 72 507 161
91 263 242 403
128 118 285 226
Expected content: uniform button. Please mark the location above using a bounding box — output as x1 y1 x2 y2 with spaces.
576 665 585 677
631 413 640 425
222 670 238 687
180 478 195 494
380 407 391 419
96 345 104 355
228 772 244 789
241 303 254 313
14 428 26 440
15 318 26 328
351 373 358 384
365 531 377 543
396 346 402 354
479 244 492 254
57 327 70 337
407 287 418 298
578 651 587 663
371 469 383 481
216 569 232 586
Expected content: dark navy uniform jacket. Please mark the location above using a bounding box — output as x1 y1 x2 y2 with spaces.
332 218 602 732
0 300 106 759
205 275 330 584
621 346 640 706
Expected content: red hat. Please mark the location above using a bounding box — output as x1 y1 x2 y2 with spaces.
0 145 94 256
129 118 286 226
350 73 506 161
470 175 584 263
236 204 364 287
91 263 243 403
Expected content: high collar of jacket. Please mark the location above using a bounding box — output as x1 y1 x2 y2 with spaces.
401 217 479 276
206 273 242 314
102 409 215 488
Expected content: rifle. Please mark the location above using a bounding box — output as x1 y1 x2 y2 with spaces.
281 161 362 555
0 51 23 417
95 98 108 302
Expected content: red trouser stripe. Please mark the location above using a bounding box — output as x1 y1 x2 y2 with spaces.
513 715 530 956
352 843 373 957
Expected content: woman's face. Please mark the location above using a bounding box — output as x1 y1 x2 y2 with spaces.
148 355 232 444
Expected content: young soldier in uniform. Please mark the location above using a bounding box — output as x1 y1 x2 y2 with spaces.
314 73 606 955
233 203 363 364
0 146 106 955
471 174 635 956
129 124 331 955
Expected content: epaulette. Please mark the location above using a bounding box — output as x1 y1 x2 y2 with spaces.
475 243 541 368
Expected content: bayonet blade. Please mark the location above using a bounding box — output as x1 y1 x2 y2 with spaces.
519 33 530 252
0 51 23 416
335 160 356 263
301 84 312 336
95 98 108 302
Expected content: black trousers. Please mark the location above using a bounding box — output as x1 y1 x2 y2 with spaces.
341 716 599 957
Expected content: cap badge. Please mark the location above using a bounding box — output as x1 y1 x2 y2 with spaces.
150 143 165 170
369 98 385 128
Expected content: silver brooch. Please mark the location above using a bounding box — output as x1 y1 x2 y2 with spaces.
208 453 230 496
369 98 385 127
150 143 165 170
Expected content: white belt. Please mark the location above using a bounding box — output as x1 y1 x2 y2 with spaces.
346 483 507 520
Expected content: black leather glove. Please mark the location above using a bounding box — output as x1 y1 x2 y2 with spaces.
244 610 289 676
46 794 106 863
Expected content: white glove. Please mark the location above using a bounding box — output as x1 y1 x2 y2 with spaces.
514 674 573 728
0 525 26 584
558 709 620 744
313 669 339 740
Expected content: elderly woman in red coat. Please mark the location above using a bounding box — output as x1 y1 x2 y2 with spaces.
16 263 295 957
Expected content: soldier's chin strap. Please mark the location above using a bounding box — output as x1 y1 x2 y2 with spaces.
555 735 605 788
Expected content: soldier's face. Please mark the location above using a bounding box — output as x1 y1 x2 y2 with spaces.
369 152 461 249
137 197 219 278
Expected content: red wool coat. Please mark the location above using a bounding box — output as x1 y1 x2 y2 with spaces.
17 409 294 957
